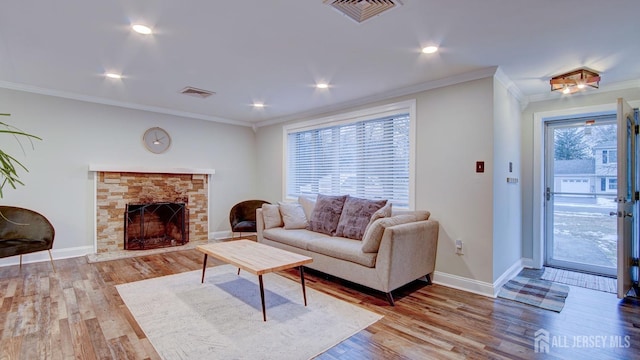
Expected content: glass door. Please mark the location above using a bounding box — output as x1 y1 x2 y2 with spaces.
545 115 618 277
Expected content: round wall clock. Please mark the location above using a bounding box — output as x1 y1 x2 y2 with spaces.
143 127 171 154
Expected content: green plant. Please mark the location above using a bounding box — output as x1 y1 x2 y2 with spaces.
0 113 42 198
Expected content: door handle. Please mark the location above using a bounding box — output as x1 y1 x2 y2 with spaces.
610 211 634 217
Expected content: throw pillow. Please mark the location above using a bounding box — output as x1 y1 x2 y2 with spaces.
278 202 308 229
307 194 348 235
297 195 316 221
261 203 283 229
361 213 429 253
335 196 387 240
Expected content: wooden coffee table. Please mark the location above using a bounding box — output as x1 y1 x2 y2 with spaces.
196 240 313 321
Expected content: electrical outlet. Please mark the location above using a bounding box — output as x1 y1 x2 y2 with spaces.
455 240 463 255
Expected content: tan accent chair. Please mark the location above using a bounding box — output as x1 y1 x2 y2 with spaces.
0 206 56 271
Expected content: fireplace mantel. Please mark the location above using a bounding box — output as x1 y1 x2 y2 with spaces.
89 164 215 175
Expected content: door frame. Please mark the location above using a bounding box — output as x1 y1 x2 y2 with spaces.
532 101 640 269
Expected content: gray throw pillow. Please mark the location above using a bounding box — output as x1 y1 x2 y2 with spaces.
335 196 387 240
278 202 308 229
261 203 283 229
307 194 348 235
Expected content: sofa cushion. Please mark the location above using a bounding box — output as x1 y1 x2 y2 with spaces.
278 202 308 229
363 202 392 237
297 195 316 221
261 204 283 229
361 212 430 253
307 236 377 268
262 228 331 250
307 194 347 235
335 196 387 240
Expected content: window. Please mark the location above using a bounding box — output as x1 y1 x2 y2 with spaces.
609 178 617 190
602 149 617 164
284 100 415 208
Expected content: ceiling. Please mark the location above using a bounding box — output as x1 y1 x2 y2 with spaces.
1 1 639 127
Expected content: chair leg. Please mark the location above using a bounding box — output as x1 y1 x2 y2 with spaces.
48 250 56 273
19 254 23 269
386 292 395 306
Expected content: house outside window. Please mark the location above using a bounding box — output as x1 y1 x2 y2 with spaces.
284 100 416 208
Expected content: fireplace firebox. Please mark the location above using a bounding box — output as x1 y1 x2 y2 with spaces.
124 202 188 250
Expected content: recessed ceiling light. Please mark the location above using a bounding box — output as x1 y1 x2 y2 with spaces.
316 83 329 89
421 46 439 54
253 102 265 108
105 73 122 79
132 24 152 35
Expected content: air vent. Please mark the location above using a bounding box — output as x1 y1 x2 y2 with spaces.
324 0 402 24
179 86 215 98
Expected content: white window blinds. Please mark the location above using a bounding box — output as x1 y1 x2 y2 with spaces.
286 112 411 207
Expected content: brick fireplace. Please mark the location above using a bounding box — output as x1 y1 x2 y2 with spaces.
92 166 213 257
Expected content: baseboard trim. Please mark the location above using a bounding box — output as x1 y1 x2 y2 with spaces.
434 258 529 298
210 231 256 240
433 272 495 298
0 245 93 267
491 259 526 297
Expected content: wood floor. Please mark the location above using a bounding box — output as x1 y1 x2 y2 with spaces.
1 249 638 360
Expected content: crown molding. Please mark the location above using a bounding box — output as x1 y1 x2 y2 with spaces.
0 81 251 127
255 66 500 128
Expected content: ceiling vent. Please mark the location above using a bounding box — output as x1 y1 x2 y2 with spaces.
324 0 402 24
179 86 215 98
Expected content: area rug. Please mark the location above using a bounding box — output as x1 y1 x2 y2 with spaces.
116 265 382 360
540 267 617 294
497 276 569 312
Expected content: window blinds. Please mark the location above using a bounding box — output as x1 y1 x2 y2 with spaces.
286 113 410 207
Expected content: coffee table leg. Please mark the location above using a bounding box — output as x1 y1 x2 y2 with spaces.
201 254 208 283
259 275 266 321
299 266 308 306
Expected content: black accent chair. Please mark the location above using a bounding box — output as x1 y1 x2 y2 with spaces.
229 200 270 238
0 206 56 272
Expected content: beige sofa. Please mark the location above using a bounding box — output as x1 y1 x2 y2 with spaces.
256 200 439 305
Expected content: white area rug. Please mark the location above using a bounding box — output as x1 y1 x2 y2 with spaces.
116 265 382 360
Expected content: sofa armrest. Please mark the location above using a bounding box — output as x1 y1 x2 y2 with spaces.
256 208 266 243
375 219 439 292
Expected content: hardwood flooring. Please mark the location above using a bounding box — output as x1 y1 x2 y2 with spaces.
1 248 638 359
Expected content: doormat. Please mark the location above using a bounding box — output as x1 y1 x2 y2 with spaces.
116 265 382 360
498 276 569 312
541 267 616 294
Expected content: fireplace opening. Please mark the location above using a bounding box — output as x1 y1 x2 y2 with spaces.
124 202 189 250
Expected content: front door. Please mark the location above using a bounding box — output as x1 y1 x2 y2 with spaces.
616 98 639 298
544 115 618 276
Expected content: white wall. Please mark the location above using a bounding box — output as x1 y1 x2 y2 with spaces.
521 87 640 264
256 77 504 290
0 88 258 264
492 77 523 282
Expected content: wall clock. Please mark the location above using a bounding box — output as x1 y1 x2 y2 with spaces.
143 127 171 154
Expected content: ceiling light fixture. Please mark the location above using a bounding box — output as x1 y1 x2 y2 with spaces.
550 68 600 95
253 102 265 108
316 83 329 89
132 24 152 35
421 46 438 54
105 73 122 79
